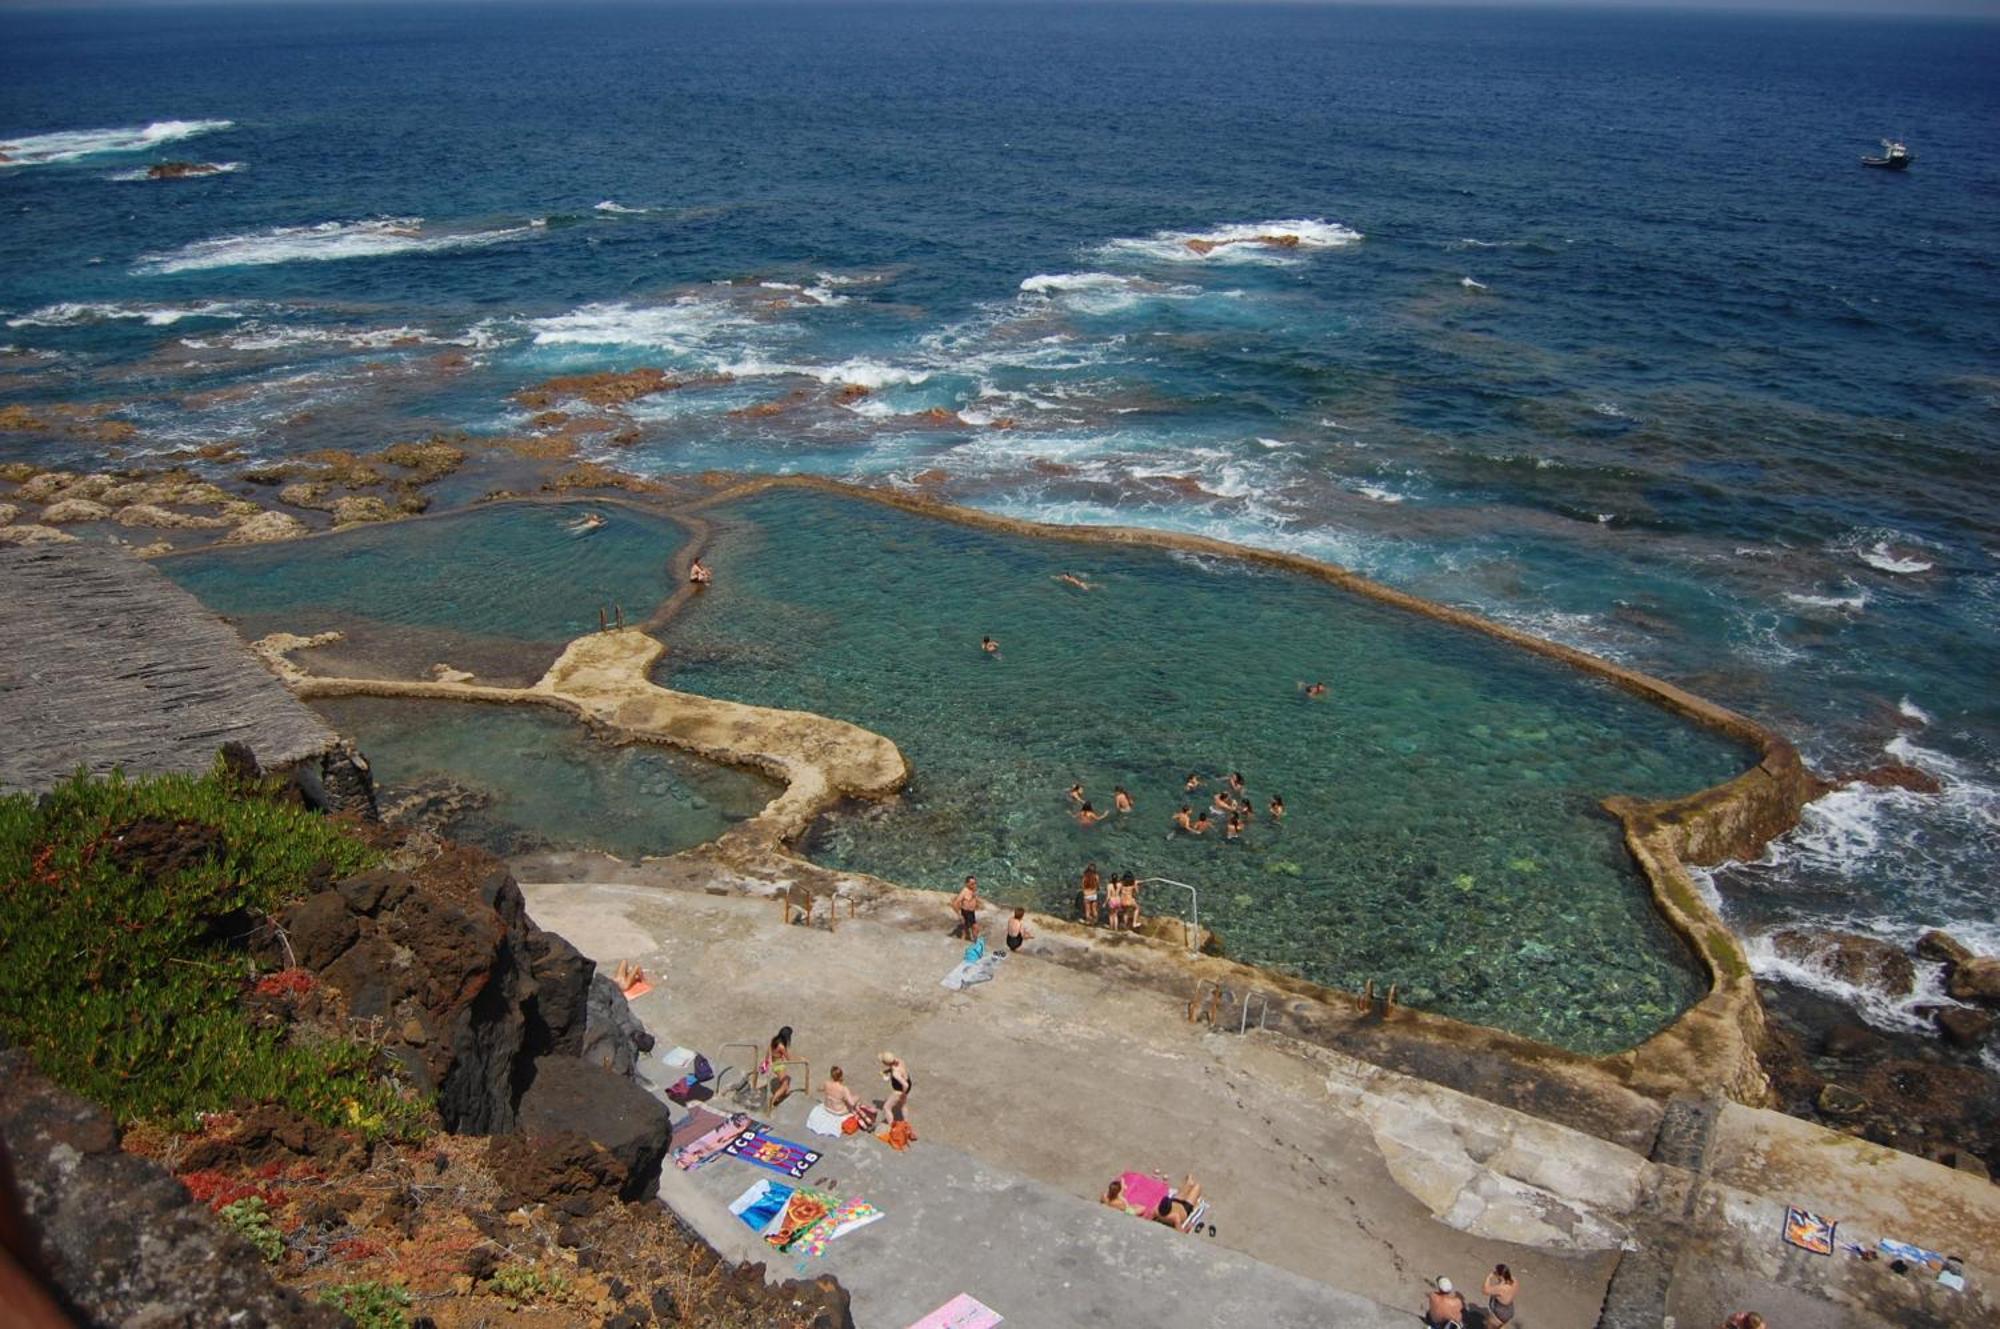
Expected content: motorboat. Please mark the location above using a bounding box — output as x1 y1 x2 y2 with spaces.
1861 139 1914 170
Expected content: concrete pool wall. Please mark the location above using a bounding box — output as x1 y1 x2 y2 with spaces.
234 476 1819 1111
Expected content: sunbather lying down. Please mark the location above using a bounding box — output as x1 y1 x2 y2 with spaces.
613 959 652 996
1103 1173 1213 1235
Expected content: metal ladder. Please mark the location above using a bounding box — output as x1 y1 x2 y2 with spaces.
1189 980 1276 1035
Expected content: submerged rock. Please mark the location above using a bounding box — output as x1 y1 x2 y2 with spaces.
146 159 224 179
1917 929 1974 965
1841 762 1944 795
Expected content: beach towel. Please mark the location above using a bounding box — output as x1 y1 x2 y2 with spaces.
765 1189 835 1250
674 1113 750 1171
729 1179 794 1233
805 1103 852 1137
724 1125 823 1179
942 952 1002 991
877 1120 914 1151
794 1199 886 1260
620 979 653 998
670 1105 727 1152
1877 1237 1946 1271
1782 1206 1836 1256
1117 1172 1170 1215
906 1293 1003 1329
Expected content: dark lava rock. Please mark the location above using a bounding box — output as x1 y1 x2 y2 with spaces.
103 816 226 880
1819 1022 1890 1061
1816 1083 1870 1117
1770 928 1917 998
1947 956 2000 1008
1916 929 1974 966
581 971 653 1075
283 889 359 970
516 1056 671 1201
0 1049 343 1328
1933 1006 1996 1049
486 1130 628 1217
145 160 223 179
1839 762 1944 795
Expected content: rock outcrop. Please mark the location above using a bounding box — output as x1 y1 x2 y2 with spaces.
1769 928 1917 998
0 1049 344 1329
146 160 224 179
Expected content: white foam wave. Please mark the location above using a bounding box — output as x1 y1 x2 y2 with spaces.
524 298 763 351
1356 484 1408 504
135 216 537 274
1783 582 1870 613
593 200 648 214
107 161 243 182
1898 696 1933 726
1741 930 1956 1037
1460 276 1488 292
1019 271 1202 315
1860 541 1933 574
1101 218 1363 264
0 119 232 168
178 323 440 353
1592 401 1628 419
6 300 247 329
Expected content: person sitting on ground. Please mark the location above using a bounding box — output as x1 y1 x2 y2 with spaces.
1101 1178 1140 1214
821 1066 877 1130
762 1026 795 1109
1482 1265 1518 1326
1080 862 1101 924
1423 1276 1467 1329
951 875 982 938
1149 1175 1206 1232
688 557 712 585
1076 801 1110 826
1006 907 1031 953
1113 785 1134 813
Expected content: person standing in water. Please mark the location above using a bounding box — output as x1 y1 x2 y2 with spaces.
1268 794 1286 821
1172 805 1195 835
1076 801 1110 826
981 635 1000 657
1113 786 1134 814
688 557 712 586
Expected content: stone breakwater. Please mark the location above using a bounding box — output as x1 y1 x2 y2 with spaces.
252 477 1823 1119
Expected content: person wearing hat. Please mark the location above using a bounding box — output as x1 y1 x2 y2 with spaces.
1423 1276 1467 1329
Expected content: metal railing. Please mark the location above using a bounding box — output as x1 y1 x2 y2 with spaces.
1137 876 1201 954
718 1041 763 1100
1188 980 1276 1035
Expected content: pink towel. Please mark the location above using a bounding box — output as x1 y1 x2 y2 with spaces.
1118 1171 1169 1213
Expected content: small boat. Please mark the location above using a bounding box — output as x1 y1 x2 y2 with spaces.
1861 139 1914 170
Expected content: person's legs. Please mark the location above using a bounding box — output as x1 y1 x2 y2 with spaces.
1180 1176 1204 1207
771 1071 791 1108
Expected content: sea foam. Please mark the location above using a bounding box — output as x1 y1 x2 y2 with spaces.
6 300 248 329
1101 218 1363 264
134 216 538 274
0 119 233 168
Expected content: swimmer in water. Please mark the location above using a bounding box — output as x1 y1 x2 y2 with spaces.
1227 771 1245 794
981 635 1000 656
1113 786 1134 814
1211 791 1235 815
1076 801 1110 827
1300 680 1327 699
1184 772 1203 793
1067 782 1086 806
568 510 606 534
1054 572 1094 591
688 557 713 586
1269 794 1285 821
1224 814 1243 842
1189 811 1212 836
1172 805 1195 834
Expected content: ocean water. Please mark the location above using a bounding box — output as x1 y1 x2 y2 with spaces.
667 489 1750 1051
5 4 1998 1035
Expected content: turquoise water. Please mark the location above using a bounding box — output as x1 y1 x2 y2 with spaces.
162 503 680 672
665 491 1755 1052
311 696 774 862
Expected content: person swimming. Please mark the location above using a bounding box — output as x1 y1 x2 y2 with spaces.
1067 781 1086 806
1053 572 1094 591
1184 772 1203 792
1300 680 1327 699
1227 771 1245 794
1210 791 1235 814
688 557 713 586
1172 805 1195 834
981 635 1000 656
1189 811 1212 835
1113 786 1134 813
1224 814 1243 842
1076 801 1109 826
567 511 606 535
1268 794 1285 820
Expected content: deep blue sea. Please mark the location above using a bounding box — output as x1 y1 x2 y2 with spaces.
4 3 1996 1039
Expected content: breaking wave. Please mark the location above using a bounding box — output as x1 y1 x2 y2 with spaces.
0 119 233 168
134 216 540 274
1101 218 1363 264
5 300 249 329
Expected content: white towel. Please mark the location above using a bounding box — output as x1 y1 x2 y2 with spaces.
805 1103 850 1137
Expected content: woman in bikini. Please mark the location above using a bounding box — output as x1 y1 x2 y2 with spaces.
821 1066 876 1130
1481 1265 1518 1326
688 557 712 586
879 1052 915 1135
1080 863 1101 924
762 1026 795 1108
1005 907 1031 953
1122 873 1142 929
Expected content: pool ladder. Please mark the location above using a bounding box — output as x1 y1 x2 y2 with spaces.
1188 981 1276 1036
718 1041 810 1113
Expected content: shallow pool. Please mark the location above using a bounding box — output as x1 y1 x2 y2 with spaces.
311 697 776 862
663 489 1756 1052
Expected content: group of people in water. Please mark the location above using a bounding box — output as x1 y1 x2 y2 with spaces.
1061 769 1285 846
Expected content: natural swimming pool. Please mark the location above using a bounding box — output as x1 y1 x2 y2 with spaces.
309 697 776 862
662 489 1756 1052
161 502 680 682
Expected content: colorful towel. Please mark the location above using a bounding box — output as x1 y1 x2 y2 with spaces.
674 1114 750 1171
729 1179 794 1233
670 1106 727 1152
620 979 653 998
724 1125 823 1179
1782 1205 1836 1256
906 1293 1003 1329
765 1189 835 1250
1117 1171 1170 1214
1877 1237 1946 1271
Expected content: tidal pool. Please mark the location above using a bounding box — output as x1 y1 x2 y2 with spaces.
310 697 776 862
162 503 679 680
663 490 1756 1052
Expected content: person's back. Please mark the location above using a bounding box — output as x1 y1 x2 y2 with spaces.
1424 1279 1466 1328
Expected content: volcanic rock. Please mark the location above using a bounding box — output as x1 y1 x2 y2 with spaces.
1816 1083 1869 1117
1933 1005 1996 1048
485 1130 629 1216
146 160 224 179
114 503 231 529
330 494 397 526
516 1056 671 1201
1917 929 1974 965
1770 928 1916 998
0 502 18 525
1186 233 1301 255
1948 956 2000 1008
1841 763 1944 795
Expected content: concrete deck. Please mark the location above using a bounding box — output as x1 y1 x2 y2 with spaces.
519 879 1999 1329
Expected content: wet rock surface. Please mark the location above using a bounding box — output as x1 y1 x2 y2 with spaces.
1769 927 1918 998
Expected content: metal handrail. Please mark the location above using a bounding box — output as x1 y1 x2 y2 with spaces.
718 1041 762 1100
1240 990 1274 1036
1137 876 1201 954
759 1057 810 1112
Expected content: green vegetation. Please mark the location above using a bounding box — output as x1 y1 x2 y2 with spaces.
489 1262 572 1307
219 1196 284 1262
0 763 423 1136
314 1280 412 1329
